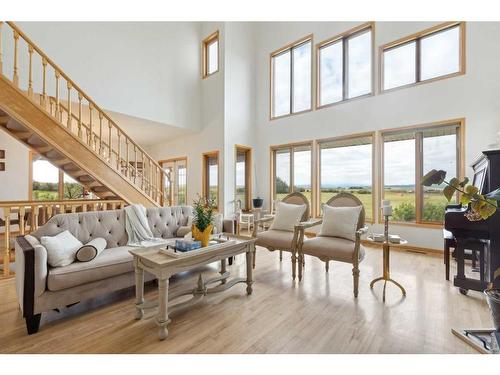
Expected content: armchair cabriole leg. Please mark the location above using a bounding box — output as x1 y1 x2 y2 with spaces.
291 252 297 280
298 253 304 281
352 264 360 298
25 314 42 335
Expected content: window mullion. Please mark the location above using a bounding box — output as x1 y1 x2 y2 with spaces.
290 48 294 115
415 132 424 223
343 37 348 101
415 37 421 83
290 148 294 193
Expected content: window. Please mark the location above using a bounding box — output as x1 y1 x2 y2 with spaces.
160 157 187 206
271 143 313 212
203 151 219 208
318 23 373 108
382 121 463 224
382 22 465 91
235 146 252 211
271 36 312 119
31 154 87 200
319 135 374 220
202 31 219 78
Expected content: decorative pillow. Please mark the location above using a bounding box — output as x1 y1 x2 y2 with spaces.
270 201 307 232
176 226 192 238
319 205 362 241
76 238 107 262
41 230 83 267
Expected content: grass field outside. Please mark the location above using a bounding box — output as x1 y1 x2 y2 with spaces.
277 187 448 222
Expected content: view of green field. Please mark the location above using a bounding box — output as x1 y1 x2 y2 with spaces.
277 187 448 222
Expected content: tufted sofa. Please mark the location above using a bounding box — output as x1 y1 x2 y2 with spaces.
14 206 232 335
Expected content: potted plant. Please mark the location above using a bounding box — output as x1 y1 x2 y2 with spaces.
192 195 216 247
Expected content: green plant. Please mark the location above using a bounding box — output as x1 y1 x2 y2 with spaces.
192 195 216 232
393 202 416 222
422 169 499 221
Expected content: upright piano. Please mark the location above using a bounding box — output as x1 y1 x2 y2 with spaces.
444 149 500 293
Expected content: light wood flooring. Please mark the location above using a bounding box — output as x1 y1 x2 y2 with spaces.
0 244 492 353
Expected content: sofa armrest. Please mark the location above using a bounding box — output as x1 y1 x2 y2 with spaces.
15 235 48 317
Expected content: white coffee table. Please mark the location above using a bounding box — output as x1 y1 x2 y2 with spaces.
129 235 256 340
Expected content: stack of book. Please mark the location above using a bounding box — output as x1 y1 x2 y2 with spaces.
175 239 202 252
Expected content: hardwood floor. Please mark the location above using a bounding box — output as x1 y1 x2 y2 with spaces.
0 244 491 353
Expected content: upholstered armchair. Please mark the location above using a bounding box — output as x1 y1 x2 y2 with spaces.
251 192 315 280
296 193 368 297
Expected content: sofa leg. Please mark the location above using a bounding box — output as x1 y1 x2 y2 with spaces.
25 313 42 335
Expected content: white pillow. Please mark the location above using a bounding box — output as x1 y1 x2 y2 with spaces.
270 201 307 232
76 237 107 262
41 230 83 267
319 205 362 241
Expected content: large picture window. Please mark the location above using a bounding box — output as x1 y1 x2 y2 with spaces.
382 22 465 91
271 143 313 213
271 36 312 119
319 134 374 220
317 23 373 108
382 121 463 224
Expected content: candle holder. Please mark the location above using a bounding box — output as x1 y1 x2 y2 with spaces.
369 202 407 302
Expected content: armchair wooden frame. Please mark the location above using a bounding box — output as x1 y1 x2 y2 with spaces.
252 192 312 280
296 193 368 297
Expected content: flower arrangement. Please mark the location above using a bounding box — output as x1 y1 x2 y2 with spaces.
192 195 216 246
421 169 500 221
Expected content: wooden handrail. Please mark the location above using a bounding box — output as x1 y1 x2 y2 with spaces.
1 22 167 206
1 198 126 277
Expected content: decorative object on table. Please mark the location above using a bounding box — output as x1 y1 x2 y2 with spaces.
252 197 264 208
174 239 202 252
192 195 215 247
369 200 407 302
451 287 500 354
422 169 500 221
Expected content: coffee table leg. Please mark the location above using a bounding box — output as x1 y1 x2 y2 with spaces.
246 245 254 295
134 266 144 320
220 259 227 284
156 277 170 340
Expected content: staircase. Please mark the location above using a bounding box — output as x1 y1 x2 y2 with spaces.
0 21 166 207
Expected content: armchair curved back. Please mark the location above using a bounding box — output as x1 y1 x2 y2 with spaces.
326 192 365 230
281 192 310 221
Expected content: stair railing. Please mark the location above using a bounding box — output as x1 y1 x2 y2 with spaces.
0 21 167 206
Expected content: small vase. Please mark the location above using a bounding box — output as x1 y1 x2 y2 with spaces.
253 198 264 208
192 224 213 247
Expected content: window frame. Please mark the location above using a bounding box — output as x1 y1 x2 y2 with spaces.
269 35 314 120
159 156 188 206
316 22 375 110
202 151 220 210
202 30 219 79
234 145 253 212
380 118 465 227
316 132 376 222
380 22 466 93
270 141 315 217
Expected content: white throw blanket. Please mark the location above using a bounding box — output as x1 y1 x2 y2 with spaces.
124 204 167 247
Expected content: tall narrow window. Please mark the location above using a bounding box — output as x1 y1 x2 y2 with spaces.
235 146 252 211
382 22 464 91
318 23 373 107
203 152 219 208
382 121 462 224
202 31 219 78
319 135 373 220
160 157 188 206
272 143 313 213
271 36 312 119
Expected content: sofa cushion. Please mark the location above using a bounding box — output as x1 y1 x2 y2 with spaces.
146 206 192 239
41 230 83 267
270 202 306 232
256 229 295 250
47 246 135 291
301 236 365 263
76 237 107 262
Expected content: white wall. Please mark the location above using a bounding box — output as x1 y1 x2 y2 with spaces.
253 21 500 250
0 130 30 201
148 22 226 209
15 22 202 131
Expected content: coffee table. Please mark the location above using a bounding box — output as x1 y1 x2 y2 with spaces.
129 234 256 340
